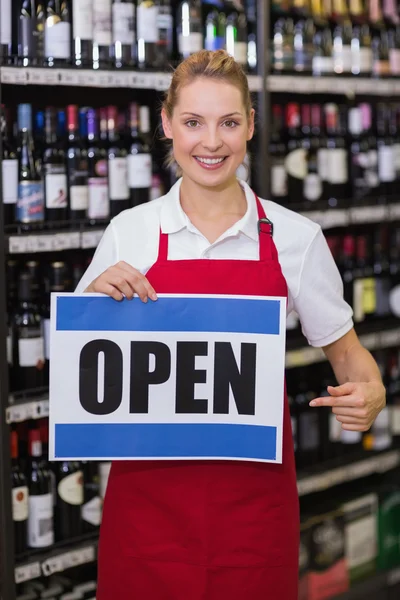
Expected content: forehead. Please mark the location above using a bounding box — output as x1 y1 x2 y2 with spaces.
175 78 244 115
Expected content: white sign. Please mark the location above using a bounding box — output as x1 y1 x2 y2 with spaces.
49 293 287 463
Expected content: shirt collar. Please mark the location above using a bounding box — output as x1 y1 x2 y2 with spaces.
160 178 260 242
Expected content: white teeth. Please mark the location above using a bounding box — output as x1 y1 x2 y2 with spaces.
196 157 225 165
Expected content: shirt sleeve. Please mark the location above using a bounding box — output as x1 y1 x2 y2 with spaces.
293 228 354 347
75 223 118 293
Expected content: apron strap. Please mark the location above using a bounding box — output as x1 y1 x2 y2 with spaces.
157 193 276 263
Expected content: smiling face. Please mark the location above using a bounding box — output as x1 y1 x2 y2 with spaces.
161 78 255 189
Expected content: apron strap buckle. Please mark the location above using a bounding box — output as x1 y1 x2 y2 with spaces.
258 218 274 237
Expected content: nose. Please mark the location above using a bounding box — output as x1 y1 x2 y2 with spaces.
201 127 223 152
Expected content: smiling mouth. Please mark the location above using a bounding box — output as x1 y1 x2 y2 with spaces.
193 156 228 165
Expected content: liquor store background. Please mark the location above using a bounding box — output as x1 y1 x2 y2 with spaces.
0 0 400 599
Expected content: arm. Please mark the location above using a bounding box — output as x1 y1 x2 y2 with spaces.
310 328 386 432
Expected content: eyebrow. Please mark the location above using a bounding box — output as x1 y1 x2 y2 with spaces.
180 112 243 118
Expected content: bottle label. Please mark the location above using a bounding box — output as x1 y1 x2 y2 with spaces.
328 148 348 184
341 428 362 444
345 513 377 569
99 462 112 498
93 0 112 46
362 277 376 315
73 0 93 40
112 2 135 45
371 407 391 450
393 143 400 176
373 59 391 76
378 145 395 183
58 471 84 505
18 337 44 368
303 173 322 202
392 404 400 435
137 5 158 42
45 21 71 59
157 11 173 31
127 154 152 188
2 159 18 205
271 164 287 197
28 493 54 547
359 48 373 73
335 44 353 73
0 0 11 45
178 32 203 56
7 332 12 365
12 486 29 522
45 171 68 209
109 157 129 200
317 148 329 181
233 41 247 65
389 284 400 317
17 181 44 223
389 48 400 75
82 495 102 526
70 185 89 211
88 178 109 219
43 318 50 361
353 278 365 323
330 413 342 442
312 56 334 75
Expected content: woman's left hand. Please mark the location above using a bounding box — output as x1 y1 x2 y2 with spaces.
309 381 386 432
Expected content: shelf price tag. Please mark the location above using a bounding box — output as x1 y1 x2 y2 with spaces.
154 73 172 91
358 332 379 351
1 67 28 85
41 545 96 576
389 203 400 220
379 328 400 348
247 75 262 92
15 561 41 583
350 205 388 224
59 70 79 86
81 229 105 249
36 235 56 252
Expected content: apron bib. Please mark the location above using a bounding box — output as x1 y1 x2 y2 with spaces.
97 195 299 600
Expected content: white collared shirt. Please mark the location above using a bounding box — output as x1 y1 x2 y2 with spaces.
76 179 353 348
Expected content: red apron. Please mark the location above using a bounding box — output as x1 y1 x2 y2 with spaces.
97 195 299 599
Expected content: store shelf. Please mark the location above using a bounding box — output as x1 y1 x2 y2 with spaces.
297 449 400 496
300 202 400 230
0 66 262 92
286 326 400 369
14 535 98 584
6 227 105 254
334 566 400 599
6 393 49 424
267 74 400 96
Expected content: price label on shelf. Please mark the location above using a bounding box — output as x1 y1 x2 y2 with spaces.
43 70 60 85
26 68 47 85
6 398 50 424
350 205 388 224
379 328 400 348
247 75 262 92
1 67 28 85
59 70 80 86
8 235 29 253
81 229 105 249
154 73 172 91
358 332 379 351
377 450 400 473
389 203 400 220
41 545 96 577
52 232 81 251
15 561 42 584
36 235 56 252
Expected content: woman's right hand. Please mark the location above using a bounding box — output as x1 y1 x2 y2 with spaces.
84 261 158 303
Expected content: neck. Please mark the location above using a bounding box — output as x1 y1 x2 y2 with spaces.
179 175 247 219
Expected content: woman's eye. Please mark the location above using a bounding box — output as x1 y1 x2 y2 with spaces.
224 120 238 128
186 120 199 128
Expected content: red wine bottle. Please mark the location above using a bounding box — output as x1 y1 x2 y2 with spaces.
27 429 54 548
108 105 129 217
55 461 84 541
127 103 152 207
11 430 28 555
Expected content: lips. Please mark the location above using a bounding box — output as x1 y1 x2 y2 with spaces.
193 156 228 170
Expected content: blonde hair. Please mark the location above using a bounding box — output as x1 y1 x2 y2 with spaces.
162 50 253 173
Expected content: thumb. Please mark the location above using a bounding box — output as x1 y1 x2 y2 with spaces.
327 382 355 396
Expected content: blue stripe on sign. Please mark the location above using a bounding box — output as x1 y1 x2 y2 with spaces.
54 423 277 461
56 296 280 335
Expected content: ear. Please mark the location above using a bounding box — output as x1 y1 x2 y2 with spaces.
246 108 255 141
161 107 173 140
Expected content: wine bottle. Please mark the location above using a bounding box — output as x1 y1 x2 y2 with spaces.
387 350 400 441
18 0 45 66
284 102 304 205
373 227 391 318
333 19 353 75
55 461 83 541
93 0 112 68
16 104 44 226
108 105 129 217
225 0 248 67
87 109 109 220
42 261 66 384
270 105 288 205
312 27 334 76
11 429 29 555
0 0 12 62
112 0 136 68
204 3 220 52
81 462 101 533
360 102 379 196
27 429 54 548
353 234 376 323
154 0 173 69
349 106 369 203
294 18 315 73
67 104 89 221
12 271 44 391
245 0 257 72
352 25 373 75
45 0 71 66
293 371 319 470
176 0 203 60
72 0 93 67
1 106 18 227
377 103 396 199
303 104 323 205
373 29 391 77
127 103 152 207
324 103 349 207
389 25 400 75
137 0 159 68
43 107 68 222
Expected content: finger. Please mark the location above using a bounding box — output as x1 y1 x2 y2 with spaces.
342 423 369 432
327 383 356 396
310 394 364 408
116 266 153 302
335 415 366 424
118 262 158 301
332 406 367 418
93 281 124 301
